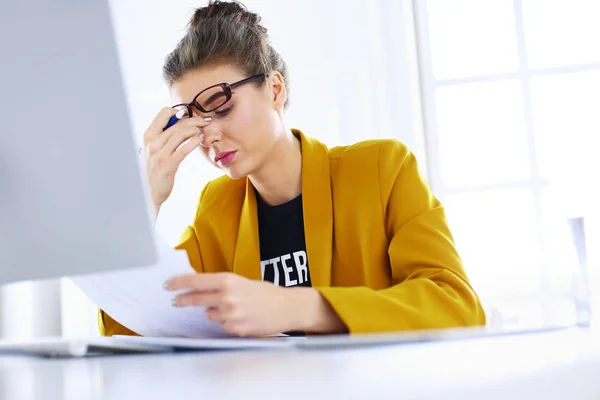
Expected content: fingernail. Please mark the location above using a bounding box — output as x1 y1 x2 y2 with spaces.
203 116 212 122
163 281 170 290
172 297 179 307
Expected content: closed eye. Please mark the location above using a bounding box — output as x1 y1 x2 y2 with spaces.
215 106 233 117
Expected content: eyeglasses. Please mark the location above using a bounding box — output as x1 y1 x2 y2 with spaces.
171 73 267 117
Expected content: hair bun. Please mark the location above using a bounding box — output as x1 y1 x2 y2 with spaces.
188 1 260 30
164 0 289 109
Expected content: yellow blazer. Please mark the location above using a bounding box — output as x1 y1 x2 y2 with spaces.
100 130 485 336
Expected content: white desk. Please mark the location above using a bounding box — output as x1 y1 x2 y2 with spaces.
0 328 599 400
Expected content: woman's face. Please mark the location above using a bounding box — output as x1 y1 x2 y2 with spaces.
170 64 286 180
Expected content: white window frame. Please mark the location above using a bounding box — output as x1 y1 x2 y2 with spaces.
413 0 600 324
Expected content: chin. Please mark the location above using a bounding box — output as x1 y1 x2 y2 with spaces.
216 154 256 180
224 171 247 180
222 164 251 180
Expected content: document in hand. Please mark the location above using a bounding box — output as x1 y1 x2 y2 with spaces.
70 236 233 338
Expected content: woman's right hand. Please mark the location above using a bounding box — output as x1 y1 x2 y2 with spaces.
142 108 211 214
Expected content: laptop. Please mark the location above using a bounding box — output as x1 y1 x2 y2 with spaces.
0 324 573 357
0 0 157 286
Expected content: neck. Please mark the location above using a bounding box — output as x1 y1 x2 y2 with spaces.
249 129 302 206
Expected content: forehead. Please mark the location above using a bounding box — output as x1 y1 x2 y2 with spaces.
170 64 247 104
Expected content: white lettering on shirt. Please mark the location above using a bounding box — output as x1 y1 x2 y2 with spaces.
281 253 297 286
268 257 281 286
293 250 308 284
261 251 309 287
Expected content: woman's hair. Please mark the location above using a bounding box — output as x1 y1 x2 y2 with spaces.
163 1 290 107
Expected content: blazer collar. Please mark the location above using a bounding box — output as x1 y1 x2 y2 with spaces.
232 129 333 287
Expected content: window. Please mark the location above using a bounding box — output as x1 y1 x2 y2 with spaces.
415 0 600 327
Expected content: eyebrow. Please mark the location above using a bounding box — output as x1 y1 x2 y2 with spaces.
204 90 227 106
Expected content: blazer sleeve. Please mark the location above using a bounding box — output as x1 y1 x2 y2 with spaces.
98 184 209 336
315 140 486 333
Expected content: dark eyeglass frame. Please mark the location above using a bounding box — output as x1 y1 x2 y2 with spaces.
172 73 267 116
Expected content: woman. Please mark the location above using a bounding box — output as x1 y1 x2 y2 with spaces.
100 0 485 337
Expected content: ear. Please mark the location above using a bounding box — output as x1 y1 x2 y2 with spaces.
269 71 286 111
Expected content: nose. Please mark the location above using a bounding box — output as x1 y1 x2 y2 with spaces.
200 123 222 147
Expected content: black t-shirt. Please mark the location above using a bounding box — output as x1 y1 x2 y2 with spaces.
256 191 312 288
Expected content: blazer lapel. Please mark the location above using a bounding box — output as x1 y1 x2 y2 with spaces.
232 179 262 280
232 130 333 287
296 130 333 287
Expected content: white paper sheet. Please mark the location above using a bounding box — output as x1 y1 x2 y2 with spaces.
70 237 234 338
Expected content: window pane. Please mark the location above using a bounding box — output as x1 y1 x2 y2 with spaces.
426 0 519 80
436 80 530 188
523 0 600 69
529 71 600 181
444 189 541 297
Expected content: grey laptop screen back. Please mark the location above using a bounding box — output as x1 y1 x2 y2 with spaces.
0 0 157 284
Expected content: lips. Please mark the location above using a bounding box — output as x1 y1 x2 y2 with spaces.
214 151 237 165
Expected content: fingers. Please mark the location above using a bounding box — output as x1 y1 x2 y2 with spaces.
160 125 202 156
205 307 245 336
173 292 236 331
166 273 256 336
173 290 224 308
205 307 224 323
143 107 177 142
205 308 242 334
146 136 202 177
150 116 212 151
167 272 233 292
172 136 203 165
143 113 213 176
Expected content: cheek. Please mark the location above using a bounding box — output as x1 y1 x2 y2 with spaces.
227 105 258 136
233 109 275 151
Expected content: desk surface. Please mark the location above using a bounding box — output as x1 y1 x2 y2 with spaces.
1 328 599 400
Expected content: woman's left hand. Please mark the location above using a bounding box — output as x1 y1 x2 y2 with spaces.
166 272 308 337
